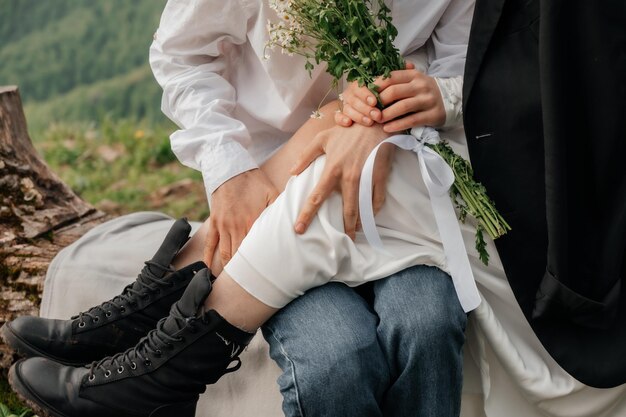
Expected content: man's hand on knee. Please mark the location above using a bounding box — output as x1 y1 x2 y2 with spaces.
204 169 279 266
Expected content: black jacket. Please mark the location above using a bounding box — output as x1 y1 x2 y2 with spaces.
463 0 626 388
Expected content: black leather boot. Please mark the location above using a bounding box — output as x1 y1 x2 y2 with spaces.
0 218 206 366
9 269 254 417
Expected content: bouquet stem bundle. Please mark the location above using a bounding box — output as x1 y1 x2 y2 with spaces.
266 0 510 264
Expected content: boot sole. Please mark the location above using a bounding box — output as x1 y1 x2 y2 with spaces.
0 323 85 367
8 360 67 417
9 360 198 417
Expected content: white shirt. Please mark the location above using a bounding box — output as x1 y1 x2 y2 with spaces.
149 0 474 200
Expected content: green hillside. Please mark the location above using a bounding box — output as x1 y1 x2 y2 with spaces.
23 65 166 132
0 0 169 131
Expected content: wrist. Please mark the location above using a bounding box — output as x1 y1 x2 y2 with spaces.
210 168 261 201
434 76 464 130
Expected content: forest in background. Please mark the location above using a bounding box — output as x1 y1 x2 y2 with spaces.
0 0 170 132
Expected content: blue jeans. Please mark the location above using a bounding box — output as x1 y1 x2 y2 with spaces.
262 265 467 417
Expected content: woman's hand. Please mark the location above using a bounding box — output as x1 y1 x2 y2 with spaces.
335 81 383 127
334 62 416 128
290 123 394 240
204 169 279 266
335 64 446 133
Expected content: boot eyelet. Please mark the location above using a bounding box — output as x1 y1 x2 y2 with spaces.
155 349 162 357
117 366 124 374
105 311 112 318
88 375 95 382
144 359 152 367
93 317 100 323
104 370 112 378
78 322 86 328
177 337 185 343
120 307 126 313
130 362 137 370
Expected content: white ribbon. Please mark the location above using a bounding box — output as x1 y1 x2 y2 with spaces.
358 126 481 312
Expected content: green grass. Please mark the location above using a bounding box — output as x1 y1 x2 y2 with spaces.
31 118 210 221
0 376 35 417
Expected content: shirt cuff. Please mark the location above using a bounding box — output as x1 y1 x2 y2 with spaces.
434 76 464 130
199 141 259 203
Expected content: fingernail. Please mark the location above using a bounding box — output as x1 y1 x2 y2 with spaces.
295 222 305 233
370 110 379 119
342 117 350 124
367 97 376 106
363 117 372 124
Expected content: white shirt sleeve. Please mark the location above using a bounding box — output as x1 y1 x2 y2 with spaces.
426 0 475 78
149 0 258 199
435 76 464 129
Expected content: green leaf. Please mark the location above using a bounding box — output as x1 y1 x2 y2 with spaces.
304 61 314 75
476 226 489 265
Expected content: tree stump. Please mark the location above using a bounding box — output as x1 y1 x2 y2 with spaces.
0 86 109 370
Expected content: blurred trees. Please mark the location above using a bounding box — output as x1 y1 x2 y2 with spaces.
0 0 169 130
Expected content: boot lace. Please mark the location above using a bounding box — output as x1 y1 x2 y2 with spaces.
73 261 175 327
86 306 242 382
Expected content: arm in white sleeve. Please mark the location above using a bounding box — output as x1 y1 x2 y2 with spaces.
149 0 258 198
426 0 475 78
435 76 463 129
425 0 473 129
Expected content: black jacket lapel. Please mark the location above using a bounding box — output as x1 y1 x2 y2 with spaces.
463 0 506 108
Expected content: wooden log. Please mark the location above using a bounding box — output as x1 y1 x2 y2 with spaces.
0 86 109 370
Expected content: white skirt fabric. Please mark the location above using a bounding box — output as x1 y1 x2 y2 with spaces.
40 129 626 416
225 146 452 309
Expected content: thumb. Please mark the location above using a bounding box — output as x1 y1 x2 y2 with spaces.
203 222 219 267
290 132 327 175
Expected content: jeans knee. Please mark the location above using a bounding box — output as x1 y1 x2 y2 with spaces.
302 325 385 390
375 266 467 352
263 284 388 416
267 327 388 417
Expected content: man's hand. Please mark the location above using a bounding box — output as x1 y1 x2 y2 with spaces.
204 169 279 266
376 69 446 132
290 123 394 240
